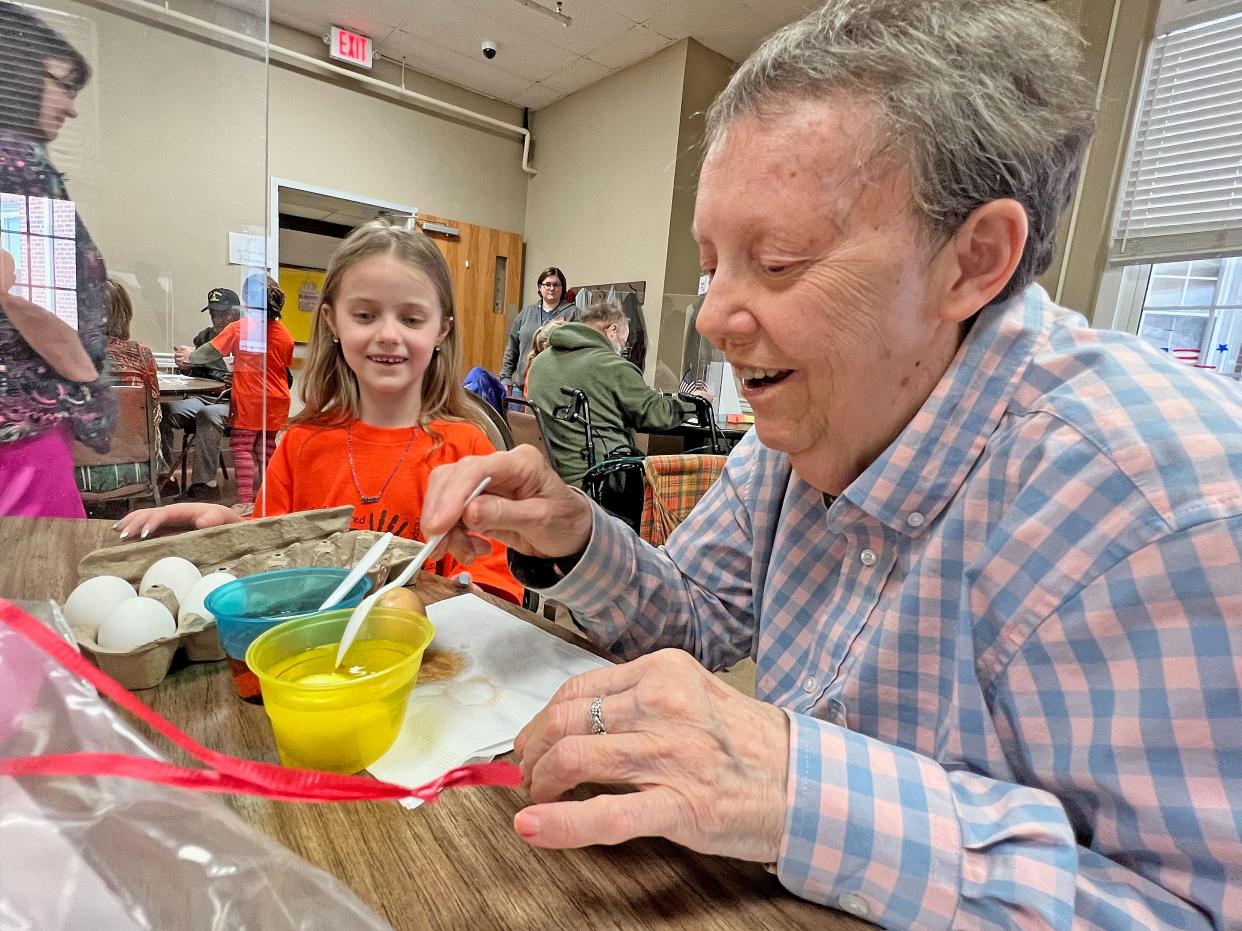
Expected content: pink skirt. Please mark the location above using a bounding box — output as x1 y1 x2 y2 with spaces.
0 423 87 518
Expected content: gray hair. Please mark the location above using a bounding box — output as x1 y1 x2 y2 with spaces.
706 0 1097 303
579 296 626 329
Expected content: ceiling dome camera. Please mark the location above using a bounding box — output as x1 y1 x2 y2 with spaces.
482 39 498 60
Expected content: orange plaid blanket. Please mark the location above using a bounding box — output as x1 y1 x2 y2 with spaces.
639 454 727 546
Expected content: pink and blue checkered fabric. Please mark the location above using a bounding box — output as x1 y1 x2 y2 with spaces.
538 287 1242 928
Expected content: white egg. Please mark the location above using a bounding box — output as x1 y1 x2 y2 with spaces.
97 597 177 652
178 571 237 628
139 557 202 603
63 576 138 634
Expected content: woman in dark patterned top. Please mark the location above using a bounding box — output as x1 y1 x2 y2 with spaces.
0 2 115 517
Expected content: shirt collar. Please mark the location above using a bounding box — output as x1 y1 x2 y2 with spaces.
842 285 1050 536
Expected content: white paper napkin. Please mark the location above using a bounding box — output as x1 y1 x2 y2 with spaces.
366 594 612 809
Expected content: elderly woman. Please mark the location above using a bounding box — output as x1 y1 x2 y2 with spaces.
74 280 163 495
0 2 114 517
424 1 1242 926
499 266 577 398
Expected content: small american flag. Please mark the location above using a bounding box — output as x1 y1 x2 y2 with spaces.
1171 347 1202 364
680 369 709 396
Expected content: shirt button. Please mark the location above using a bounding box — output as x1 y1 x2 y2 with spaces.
802 676 817 694
906 511 925 528
860 548 878 566
838 893 870 918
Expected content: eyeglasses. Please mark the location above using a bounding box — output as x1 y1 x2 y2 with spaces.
540 281 561 289
43 70 79 100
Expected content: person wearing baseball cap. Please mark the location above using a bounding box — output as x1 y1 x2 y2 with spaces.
159 287 239 499
201 287 240 315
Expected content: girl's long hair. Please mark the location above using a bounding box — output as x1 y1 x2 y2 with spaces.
522 317 567 388
291 220 482 443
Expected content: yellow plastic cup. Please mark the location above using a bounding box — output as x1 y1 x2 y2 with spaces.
245 607 434 774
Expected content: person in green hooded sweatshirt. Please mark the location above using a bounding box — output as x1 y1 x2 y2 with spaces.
528 298 696 487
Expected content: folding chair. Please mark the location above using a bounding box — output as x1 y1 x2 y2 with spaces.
73 385 163 508
177 423 230 488
502 397 554 464
465 391 514 451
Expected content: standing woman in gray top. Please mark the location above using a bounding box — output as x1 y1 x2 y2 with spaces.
499 265 577 397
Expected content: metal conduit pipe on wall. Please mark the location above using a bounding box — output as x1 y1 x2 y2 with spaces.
89 0 538 175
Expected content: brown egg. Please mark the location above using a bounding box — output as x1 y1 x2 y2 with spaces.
377 587 427 616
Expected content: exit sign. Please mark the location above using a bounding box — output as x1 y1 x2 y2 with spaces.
329 26 373 68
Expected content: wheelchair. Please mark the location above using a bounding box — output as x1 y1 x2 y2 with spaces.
552 387 726 534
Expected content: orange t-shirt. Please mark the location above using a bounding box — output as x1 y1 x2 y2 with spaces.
210 318 295 431
253 417 523 604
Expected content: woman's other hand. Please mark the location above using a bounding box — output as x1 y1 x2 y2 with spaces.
513 649 791 862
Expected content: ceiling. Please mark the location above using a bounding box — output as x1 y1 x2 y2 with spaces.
268 0 823 111
278 186 408 226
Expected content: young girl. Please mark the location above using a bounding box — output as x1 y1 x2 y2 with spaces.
117 221 522 604
186 275 294 504
521 318 567 398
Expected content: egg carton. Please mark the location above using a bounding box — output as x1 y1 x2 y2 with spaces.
69 508 426 691
71 583 227 690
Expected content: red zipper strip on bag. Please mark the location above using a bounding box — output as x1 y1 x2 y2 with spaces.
0 599 522 802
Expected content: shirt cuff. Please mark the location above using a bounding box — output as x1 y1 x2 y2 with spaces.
508 495 635 613
778 710 962 929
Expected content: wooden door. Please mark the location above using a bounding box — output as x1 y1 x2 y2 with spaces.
420 214 523 376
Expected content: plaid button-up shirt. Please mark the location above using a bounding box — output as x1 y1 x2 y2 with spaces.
537 287 1242 928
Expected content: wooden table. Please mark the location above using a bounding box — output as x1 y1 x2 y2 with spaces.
0 517 862 930
157 374 226 398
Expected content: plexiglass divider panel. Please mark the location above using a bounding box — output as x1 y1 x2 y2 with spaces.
1 0 271 520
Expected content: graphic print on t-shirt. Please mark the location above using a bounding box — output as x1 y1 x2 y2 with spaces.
354 507 421 540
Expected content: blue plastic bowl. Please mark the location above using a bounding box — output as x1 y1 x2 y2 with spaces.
205 567 371 661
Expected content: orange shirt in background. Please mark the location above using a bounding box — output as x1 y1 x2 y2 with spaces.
210 317 295 431
255 418 523 604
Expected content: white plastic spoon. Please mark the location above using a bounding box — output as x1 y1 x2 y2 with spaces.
318 531 393 612
334 477 492 668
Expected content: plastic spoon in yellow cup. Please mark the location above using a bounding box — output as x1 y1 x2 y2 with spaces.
333 476 492 669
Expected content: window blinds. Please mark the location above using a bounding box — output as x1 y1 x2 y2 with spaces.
1110 8 1242 265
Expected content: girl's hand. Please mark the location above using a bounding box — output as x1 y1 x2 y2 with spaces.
1 248 15 293
114 502 241 540
421 446 593 564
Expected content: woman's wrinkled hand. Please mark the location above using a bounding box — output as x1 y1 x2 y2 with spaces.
421 446 593 565
512 649 791 863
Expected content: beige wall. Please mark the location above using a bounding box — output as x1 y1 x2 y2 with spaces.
39 1 529 350
1039 0 1160 320
46 0 267 349
653 40 734 390
522 41 690 374
268 66 528 235
663 40 734 299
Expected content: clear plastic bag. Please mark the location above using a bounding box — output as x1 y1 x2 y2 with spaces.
0 599 394 931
